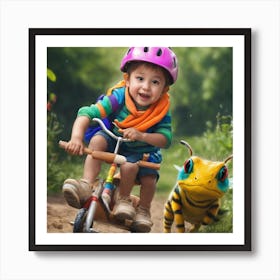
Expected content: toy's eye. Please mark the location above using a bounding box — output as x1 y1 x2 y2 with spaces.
184 159 193 174
217 166 228 182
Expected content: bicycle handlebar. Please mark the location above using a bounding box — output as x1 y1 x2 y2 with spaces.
59 118 161 170
59 140 160 170
59 140 127 164
92 118 131 142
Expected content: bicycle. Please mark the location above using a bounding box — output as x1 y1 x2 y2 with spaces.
59 118 160 233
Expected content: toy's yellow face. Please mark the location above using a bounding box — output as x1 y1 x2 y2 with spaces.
177 156 230 199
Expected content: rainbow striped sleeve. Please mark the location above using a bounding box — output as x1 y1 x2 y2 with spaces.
77 88 125 119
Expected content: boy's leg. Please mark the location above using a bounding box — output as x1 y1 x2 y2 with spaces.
139 174 157 209
113 162 139 220
83 134 107 183
133 174 157 232
62 135 107 208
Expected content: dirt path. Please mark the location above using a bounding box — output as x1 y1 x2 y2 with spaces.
47 194 169 233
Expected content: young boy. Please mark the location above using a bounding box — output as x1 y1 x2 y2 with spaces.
62 47 178 232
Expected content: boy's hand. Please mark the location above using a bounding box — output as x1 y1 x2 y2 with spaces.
65 116 90 155
119 127 143 141
119 127 167 148
65 139 84 156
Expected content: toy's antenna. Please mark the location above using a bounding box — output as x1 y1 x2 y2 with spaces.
180 140 193 156
224 155 233 164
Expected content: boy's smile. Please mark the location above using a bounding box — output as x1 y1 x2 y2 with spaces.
125 64 168 107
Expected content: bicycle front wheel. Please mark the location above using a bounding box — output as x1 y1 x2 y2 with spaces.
73 208 87 233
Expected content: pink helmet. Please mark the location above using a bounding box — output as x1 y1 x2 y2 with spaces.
120 47 178 84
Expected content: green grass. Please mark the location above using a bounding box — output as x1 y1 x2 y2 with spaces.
199 189 233 233
157 139 187 194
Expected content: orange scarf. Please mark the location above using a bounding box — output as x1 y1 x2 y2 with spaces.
107 80 170 132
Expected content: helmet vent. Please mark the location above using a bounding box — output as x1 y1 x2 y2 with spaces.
157 48 162 56
144 47 149 52
127 48 132 55
173 57 177 67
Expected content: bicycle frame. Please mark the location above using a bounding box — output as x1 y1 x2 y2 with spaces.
59 118 160 233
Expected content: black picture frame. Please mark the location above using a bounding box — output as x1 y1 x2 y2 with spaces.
29 28 251 251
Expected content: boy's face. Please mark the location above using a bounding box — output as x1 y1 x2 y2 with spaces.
125 64 169 107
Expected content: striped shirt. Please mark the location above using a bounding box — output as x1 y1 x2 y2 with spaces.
78 86 172 155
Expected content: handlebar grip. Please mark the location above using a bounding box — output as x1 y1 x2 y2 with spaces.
137 160 160 170
58 140 126 165
58 140 68 148
88 149 127 165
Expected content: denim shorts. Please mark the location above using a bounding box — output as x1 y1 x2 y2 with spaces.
94 130 161 181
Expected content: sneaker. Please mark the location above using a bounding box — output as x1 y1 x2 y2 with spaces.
62 179 92 209
113 197 136 221
133 206 153 233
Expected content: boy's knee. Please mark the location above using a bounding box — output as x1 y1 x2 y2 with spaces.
88 135 107 150
140 174 157 186
121 162 139 174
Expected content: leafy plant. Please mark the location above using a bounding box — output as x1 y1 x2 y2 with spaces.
47 68 66 193
201 113 233 160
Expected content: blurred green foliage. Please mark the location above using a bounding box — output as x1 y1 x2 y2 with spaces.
47 47 232 139
47 69 64 192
